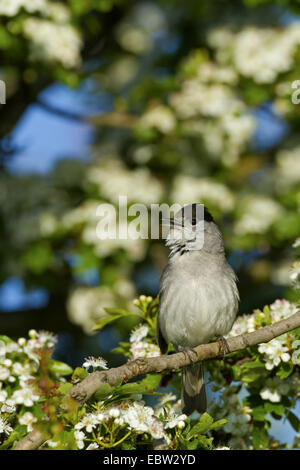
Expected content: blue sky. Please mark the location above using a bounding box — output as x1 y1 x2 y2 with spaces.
6 83 94 175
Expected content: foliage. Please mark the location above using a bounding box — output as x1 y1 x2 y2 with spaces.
0 276 299 449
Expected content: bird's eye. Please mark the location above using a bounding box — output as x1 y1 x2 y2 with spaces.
191 218 197 226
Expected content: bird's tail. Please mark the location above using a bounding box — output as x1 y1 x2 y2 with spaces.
181 362 207 415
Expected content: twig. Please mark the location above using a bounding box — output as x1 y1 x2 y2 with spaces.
14 310 300 450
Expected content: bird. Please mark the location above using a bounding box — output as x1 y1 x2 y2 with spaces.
156 203 239 415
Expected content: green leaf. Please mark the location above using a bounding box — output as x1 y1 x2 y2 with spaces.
242 359 265 370
72 367 89 381
68 0 90 15
116 374 162 397
103 307 130 316
186 439 199 450
30 405 46 420
188 412 214 437
111 346 130 356
286 411 300 432
264 402 285 417
0 335 12 344
209 419 227 430
94 383 115 400
52 430 77 450
21 243 53 274
252 423 269 450
92 314 123 331
252 405 266 421
243 82 271 106
241 370 262 384
195 435 214 450
232 359 265 382
276 362 294 379
0 26 16 49
232 365 242 380
263 305 272 325
1 430 23 450
48 360 73 376
122 441 135 450
58 383 73 395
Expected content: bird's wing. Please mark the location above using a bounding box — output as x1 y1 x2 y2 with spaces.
156 315 168 354
156 266 169 354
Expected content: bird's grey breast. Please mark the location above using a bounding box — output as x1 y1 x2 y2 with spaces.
158 252 239 349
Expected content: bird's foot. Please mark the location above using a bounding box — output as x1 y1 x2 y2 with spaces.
216 335 230 357
178 345 198 364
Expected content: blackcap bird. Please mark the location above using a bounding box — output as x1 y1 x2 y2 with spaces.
157 203 239 415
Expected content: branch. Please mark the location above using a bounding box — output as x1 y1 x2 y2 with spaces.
14 310 300 450
36 99 87 122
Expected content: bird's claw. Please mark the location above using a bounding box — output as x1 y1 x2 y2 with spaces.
178 346 198 364
216 335 230 357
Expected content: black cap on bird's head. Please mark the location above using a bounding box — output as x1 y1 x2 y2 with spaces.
176 203 214 225
163 203 214 228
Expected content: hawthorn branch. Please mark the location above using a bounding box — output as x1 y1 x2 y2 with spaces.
14 310 300 450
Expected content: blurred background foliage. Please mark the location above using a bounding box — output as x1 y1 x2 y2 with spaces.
0 0 300 369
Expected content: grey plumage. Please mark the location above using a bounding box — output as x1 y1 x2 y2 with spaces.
157 204 239 415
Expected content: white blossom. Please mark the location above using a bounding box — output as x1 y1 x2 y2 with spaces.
66 284 136 335
290 261 300 288
259 339 291 370
0 367 10 381
144 343 160 358
234 196 282 235
74 430 85 450
82 356 108 371
270 299 298 322
293 238 300 248
12 362 33 381
108 408 120 419
227 313 255 337
275 145 300 190
23 19 82 68
130 340 160 359
11 387 40 407
170 82 242 119
0 417 13 436
150 418 165 439
0 0 47 16
140 105 176 134
130 325 149 343
130 341 147 359
86 442 99 450
208 25 300 84
87 157 164 205
0 389 7 402
223 413 250 436
171 175 235 212
47 2 71 23
260 377 290 402
19 412 37 432
156 393 177 409
1 400 16 414
164 410 187 429
5 342 21 354
75 414 99 434
121 402 155 433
